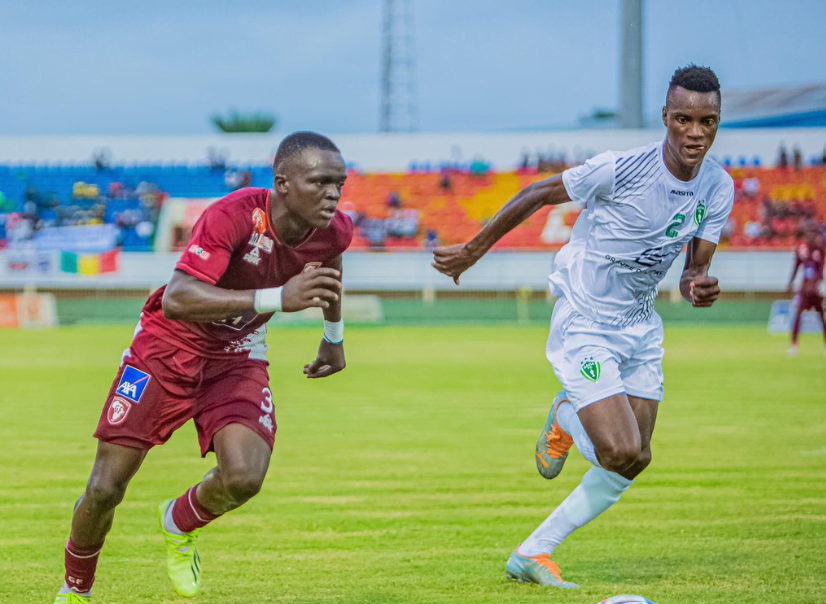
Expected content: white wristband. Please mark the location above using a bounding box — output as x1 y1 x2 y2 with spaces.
323 319 344 344
254 287 283 313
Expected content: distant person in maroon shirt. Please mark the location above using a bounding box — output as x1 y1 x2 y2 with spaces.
787 228 826 356
54 132 353 603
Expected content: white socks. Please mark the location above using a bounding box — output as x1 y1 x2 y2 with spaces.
163 500 185 536
556 400 600 467
520 467 633 556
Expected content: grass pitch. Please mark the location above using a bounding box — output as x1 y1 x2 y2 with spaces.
1 324 825 604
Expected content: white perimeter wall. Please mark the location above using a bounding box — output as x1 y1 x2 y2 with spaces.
0 129 824 170
0 250 796 293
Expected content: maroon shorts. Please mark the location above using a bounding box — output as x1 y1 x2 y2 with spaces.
797 290 824 312
94 328 276 456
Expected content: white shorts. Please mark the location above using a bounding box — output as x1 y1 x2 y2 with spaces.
546 297 665 411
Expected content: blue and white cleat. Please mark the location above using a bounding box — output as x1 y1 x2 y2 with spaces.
535 390 574 480
506 547 579 589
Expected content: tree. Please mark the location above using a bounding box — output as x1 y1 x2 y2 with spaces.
211 109 277 133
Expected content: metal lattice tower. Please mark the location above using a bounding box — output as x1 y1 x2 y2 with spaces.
379 0 418 132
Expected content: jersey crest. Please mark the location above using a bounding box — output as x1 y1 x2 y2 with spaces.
694 199 708 226
252 208 268 234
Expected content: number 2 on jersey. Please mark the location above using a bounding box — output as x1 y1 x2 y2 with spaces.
666 213 686 238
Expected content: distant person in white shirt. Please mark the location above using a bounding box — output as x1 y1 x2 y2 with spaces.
432 64 734 589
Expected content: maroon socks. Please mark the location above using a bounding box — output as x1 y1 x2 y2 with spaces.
170 484 220 533
64 539 102 594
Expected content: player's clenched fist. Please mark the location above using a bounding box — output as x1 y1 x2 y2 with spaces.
432 244 479 285
688 274 720 307
281 267 342 311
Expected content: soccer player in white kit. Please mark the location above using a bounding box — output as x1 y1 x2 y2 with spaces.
432 65 734 588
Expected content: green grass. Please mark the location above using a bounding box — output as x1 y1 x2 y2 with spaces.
1 325 824 604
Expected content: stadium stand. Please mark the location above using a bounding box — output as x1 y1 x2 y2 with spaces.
0 162 824 252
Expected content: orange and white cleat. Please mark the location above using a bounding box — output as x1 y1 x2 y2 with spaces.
505 546 579 588
535 391 574 480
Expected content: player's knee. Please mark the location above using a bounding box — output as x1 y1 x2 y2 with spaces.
625 447 652 478
636 447 652 471
85 477 128 510
222 468 265 504
597 442 642 474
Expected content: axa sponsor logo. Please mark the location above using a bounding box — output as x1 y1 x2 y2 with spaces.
670 189 693 196
188 244 210 260
107 397 132 425
116 366 151 402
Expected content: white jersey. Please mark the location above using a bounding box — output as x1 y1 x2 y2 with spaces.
549 140 734 327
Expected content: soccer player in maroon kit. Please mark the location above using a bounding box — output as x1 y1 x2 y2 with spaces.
54 132 354 603
787 228 826 355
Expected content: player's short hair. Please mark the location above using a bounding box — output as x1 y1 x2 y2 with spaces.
667 64 721 105
273 131 340 171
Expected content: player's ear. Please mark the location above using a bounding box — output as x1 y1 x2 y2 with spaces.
661 105 668 128
274 173 289 194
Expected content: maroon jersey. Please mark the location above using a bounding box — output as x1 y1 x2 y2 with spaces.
139 187 353 358
794 241 825 290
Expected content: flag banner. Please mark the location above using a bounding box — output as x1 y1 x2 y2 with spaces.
60 249 120 275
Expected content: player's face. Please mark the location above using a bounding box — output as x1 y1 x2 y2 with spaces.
281 149 347 229
662 86 721 179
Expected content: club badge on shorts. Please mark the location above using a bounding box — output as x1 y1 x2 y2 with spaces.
107 397 132 425
580 357 601 383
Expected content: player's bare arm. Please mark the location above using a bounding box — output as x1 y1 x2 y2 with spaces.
679 237 720 307
163 267 342 322
304 255 346 379
432 175 570 284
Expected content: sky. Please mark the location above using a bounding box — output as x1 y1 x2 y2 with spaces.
1 0 824 135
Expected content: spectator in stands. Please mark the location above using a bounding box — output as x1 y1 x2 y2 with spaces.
386 208 419 238
361 218 387 248
518 148 531 171
207 146 228 172
224 169 244 190
423 229 441 251
439 169 452 193
387 191 402 209
339 200 361 227
777 143 789 169
536 148 547 173
469 156 490 177
744 220 764 241
799 214 818 237
93 148 113 172
742 177 760 197
793 145 803 171
821 145 826 167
